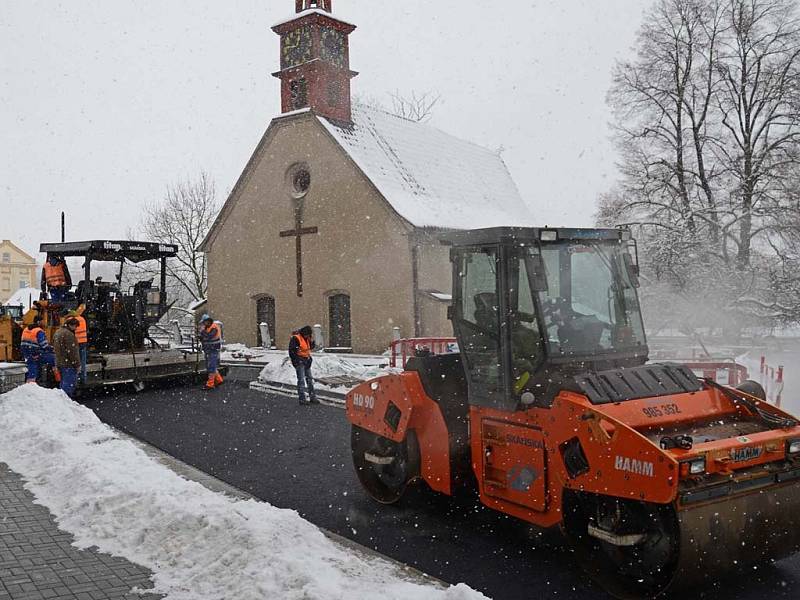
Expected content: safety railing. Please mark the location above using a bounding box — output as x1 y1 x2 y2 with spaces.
390 337 458 368
678 360 750 387
759 356 785 406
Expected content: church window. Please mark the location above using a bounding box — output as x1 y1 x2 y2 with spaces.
328 292 352 350
1 252 10 263
290 78 308 110
255 295 276 347
288 163 311 198
326 80 341 108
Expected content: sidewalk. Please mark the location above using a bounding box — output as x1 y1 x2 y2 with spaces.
0 463 162 600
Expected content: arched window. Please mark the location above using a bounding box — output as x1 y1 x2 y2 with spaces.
327 292 351 350
255 295 276 347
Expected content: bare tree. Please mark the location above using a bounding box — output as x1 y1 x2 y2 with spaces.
134 173 219 303
390 90 441 122
603 0 800 328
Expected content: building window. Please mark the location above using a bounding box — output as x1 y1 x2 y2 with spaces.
18 280 29 289
286 163 312 199
290 78 308 110
255 295 276 347
1 278 9 291
1 253 9 263
328 292 352 350
327 80 341 107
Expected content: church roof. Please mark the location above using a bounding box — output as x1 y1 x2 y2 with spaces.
319 104 533 230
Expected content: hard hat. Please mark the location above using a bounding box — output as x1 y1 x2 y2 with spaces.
201 313 212 322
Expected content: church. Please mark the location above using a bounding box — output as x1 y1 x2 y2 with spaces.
200 0 532 354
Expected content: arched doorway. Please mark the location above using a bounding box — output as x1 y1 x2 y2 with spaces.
255 295 276 347
328 292 351 350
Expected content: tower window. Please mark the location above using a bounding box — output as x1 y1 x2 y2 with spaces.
292 168 311 196
290 78 308 110
327 80 342 108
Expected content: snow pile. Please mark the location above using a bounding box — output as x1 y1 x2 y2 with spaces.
0 386 487 600
257 352 399 391
4 286 39 308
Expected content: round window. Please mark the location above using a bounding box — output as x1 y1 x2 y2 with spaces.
286 163 312 198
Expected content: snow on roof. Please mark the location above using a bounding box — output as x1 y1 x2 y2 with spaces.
319 103 533 230
272 8 355 28
4 287 39 308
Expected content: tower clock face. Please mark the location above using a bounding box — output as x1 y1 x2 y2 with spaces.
281 26 313 68
320 27 346 68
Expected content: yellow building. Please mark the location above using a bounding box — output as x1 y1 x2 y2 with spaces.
0 240 37 304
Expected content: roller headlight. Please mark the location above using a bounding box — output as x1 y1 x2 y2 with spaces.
787 439 800 454
687 457 706 475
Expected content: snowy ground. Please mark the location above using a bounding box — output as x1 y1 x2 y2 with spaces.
0 385 487 600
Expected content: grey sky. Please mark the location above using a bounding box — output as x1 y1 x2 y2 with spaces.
1 0 645 259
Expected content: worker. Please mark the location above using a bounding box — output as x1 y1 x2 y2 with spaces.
199 314 224 390
41 255 72 304
52 317 81 398
68 310 89 383
20 318 54 384
289 325 318 405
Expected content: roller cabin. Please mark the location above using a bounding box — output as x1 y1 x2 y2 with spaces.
346 227 800 597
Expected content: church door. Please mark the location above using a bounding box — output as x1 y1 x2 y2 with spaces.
256 295 276 347
328 293 351 350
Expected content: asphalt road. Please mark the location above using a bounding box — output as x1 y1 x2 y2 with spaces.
84 382 800 600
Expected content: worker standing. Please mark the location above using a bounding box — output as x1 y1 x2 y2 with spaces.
52 317 81 398
41 255 72 304
199 314 224 390
20 318 55 384
68 310 89 383
289 325 318 405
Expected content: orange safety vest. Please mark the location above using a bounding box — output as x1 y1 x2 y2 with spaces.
21 327 44 344
293 334 311 358
44 262 67 287
74 315 88 344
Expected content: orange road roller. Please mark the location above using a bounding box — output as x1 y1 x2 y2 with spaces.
346 227 800 598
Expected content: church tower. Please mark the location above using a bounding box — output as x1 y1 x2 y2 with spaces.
272 0 357 123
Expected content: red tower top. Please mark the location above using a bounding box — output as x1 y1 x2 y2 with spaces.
273 1 357 123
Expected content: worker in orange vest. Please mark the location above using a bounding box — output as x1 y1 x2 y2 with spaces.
41 255 72 304
20 318 55 384
199 314 224 390
289 325 318 405
68 310 89 383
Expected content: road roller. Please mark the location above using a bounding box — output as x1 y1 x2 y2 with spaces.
346 226 800 598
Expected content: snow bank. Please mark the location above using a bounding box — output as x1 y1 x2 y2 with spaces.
0 385 487 600
257 352 400 391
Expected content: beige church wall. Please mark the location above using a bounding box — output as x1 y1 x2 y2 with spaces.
207 113 417 354
414 238 453 338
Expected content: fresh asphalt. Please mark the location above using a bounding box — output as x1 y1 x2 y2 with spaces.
83 382 800 600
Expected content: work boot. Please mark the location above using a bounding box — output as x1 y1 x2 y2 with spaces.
204 375 216 390
309 396 320 404
214 372 224 386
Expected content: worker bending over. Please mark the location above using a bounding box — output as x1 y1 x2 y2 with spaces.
20 318 55 384
41 255 72 304
199 314 224 390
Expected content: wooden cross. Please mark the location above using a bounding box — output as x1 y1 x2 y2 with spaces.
280 205 318 297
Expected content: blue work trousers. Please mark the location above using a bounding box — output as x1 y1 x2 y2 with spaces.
204 348 220 374
49 287 68 303
295 362 317 403
79 344 88 383
59 367 78 398
23 352 54 383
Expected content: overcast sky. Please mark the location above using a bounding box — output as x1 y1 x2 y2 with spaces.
1 0 646 259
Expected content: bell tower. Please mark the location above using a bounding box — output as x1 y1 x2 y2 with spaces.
272 0 357 123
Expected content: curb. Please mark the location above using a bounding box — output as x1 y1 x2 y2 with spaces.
248 380 347 407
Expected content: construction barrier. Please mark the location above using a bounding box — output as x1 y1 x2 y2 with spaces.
390 337 458 368
759 356 785 406
680 360 749 387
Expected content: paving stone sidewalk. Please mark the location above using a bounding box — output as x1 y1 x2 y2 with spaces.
0 463 162 600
